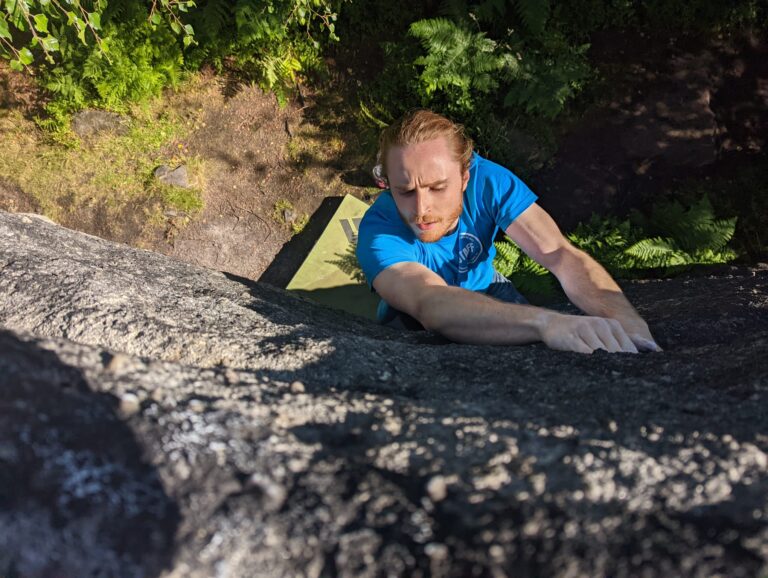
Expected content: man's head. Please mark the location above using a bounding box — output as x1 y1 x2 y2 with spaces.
379 110 473 243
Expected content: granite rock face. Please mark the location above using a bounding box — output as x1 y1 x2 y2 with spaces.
1 211 767 578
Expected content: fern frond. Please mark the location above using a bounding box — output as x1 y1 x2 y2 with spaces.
473 0 508 22
508 270 559 296
514 0 550 35
409 17 515 111
623 237 691 268
635 195 737 252
193 0 234 41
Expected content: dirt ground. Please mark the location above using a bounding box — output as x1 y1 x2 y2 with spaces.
145 73 378 282
0 64 378 287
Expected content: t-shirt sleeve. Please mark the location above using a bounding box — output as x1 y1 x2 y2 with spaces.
356 205 417 288
482 160 538 231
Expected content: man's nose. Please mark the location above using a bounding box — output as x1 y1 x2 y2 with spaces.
414 189 430 216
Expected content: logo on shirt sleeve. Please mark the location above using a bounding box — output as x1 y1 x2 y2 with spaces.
458 233 483 273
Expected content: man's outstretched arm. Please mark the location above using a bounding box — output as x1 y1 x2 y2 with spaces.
373 262 639 353
505 203 661 351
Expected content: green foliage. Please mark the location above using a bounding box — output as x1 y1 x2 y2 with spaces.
501 35 592 118
391 5 593 121
629 195 737 255
676 161 768 261
0 97 200 237
356 39 422 129
356 0 594 163
273 199 295 223
494 195 739 298
493 238 560 296
41 5 183 115
409 18 517 114
291 213 309 234
272 199 309 234
2 0 341 121
0 0 193 69
513 0 550 35
4 0 766 126
186 0 341 103
158 183 204 212
571 196 738 273
355 0 764 165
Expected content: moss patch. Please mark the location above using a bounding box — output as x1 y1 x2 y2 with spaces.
0 77 207 246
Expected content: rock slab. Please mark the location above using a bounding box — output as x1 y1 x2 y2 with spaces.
0 211 767 577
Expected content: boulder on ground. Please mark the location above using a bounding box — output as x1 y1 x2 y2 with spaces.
0 211 766 577
71 109 131 139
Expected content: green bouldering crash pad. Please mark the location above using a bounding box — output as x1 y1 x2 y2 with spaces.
286 195 379 320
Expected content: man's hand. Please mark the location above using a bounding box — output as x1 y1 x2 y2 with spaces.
539 312 640 354
505 205 663 353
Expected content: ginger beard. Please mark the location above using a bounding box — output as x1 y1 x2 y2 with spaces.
396 200 463 243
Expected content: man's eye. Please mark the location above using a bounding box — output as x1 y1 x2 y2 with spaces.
431 186 446 192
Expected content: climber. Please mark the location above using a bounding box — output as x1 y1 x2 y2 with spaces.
356 109 661 354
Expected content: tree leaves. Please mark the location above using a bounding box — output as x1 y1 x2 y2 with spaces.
87 11 100 30
33 13 47 32
0 13 11 39
1 0 198 69
18 45 33 64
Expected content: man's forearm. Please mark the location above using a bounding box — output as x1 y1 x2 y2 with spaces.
414 284 641 353
415 285 553 345
554 247 644 324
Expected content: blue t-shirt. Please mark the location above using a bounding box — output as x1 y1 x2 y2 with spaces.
357 152 537 318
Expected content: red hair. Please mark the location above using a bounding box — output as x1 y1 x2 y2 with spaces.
378 109 474 178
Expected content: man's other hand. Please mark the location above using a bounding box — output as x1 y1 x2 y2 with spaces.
539 313 641 354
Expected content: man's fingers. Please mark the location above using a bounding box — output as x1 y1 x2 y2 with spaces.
608 320 639 353
580 319 635 353
576 325 608 352
590 325 623 353
544 314 651 354
631 336 663 352
568 338 594 354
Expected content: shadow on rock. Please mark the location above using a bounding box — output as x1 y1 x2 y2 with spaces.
0 330 180 578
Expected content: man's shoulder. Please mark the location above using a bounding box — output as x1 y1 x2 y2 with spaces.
471 152 517 181
360 191 395 226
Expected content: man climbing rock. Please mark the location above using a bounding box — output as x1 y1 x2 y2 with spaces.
356 109 662 354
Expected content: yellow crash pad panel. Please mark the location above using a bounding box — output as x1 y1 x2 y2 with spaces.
286 195 379 320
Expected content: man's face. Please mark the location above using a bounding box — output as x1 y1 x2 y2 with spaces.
386 137 470 243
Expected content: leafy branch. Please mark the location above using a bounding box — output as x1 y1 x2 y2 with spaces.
1 0 195 72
